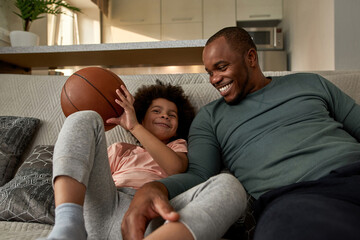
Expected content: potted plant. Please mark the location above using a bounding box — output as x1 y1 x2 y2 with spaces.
10 0 81 47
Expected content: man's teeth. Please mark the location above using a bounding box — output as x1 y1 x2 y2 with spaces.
219 84 231 93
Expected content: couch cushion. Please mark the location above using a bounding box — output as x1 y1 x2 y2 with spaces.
1 71 359 153
0 145 55 224
0 116 40 186
0 75 68 161
0 221 52 239
0 74 218 157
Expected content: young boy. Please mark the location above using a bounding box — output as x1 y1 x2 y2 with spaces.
45 81 195 239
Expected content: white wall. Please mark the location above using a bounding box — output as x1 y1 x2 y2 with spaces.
282 0 360 71
1 0 49 46
334 0 360 70
0 0 10 30
0 0 10 46
1 0 99 46
282 0 335 71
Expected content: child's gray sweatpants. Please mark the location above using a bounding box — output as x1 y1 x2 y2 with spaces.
52 110 247 240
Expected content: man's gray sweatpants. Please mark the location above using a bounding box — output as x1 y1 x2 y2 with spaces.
52 111 247 240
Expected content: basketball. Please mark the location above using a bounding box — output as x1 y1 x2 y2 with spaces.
61 67 125 131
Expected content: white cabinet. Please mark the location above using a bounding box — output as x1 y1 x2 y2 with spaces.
237 0 283 21
161 22 202 41
107 24 161 43
203 0 236 39
161 0 202 24
161 0 203 40
111 0 160 25
107 0 161 43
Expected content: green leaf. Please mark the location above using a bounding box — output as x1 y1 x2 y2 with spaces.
13 0 82 31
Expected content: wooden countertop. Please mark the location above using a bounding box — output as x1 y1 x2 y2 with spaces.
0 39 206 72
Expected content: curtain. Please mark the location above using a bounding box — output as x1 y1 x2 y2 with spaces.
47 7 79 45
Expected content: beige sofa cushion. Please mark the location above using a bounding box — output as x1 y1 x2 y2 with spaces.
0 71 359 161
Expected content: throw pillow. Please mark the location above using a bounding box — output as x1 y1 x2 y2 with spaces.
0 116 40 186
0 145 55 224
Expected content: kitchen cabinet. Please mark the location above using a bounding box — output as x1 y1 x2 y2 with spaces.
237 0 283 21
161 0 203 40
108 0 161 42
203 0 236 38
108 24 161 43
111 0 160 25
162 23 202 41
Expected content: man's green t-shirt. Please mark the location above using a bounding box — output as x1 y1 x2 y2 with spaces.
159 73 360 199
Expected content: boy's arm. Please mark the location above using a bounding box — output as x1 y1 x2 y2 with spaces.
130 124 188 175
106 85 188 175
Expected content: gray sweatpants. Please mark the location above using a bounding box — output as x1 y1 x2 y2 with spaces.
53 111 247 240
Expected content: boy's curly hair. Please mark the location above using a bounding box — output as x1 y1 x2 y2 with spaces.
133 80 195 141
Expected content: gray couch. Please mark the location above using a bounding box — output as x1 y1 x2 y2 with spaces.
0 70 359 239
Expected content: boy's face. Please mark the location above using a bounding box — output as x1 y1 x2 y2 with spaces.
142 98 178 143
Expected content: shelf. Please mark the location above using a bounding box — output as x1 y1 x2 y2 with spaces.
0 39 206 73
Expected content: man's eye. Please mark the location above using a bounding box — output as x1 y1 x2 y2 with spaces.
219 65 227 71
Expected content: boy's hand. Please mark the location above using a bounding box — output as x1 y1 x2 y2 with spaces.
121 182 180 240
106 85 139 130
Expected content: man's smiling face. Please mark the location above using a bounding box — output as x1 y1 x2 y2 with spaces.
203 36 252 104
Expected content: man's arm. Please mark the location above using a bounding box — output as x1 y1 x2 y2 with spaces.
320 75 360 141
121 181 179 240
160 106 223 198
122 106 223 239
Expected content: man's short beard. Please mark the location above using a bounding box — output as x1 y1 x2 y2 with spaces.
225 74 249 105
225 94 243 105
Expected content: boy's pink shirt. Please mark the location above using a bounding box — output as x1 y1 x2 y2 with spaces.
107 139 188 189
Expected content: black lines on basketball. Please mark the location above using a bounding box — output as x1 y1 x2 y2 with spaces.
73 72 120 117
63 83 79 111
60 67 125 131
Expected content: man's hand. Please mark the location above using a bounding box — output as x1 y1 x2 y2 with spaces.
121 181 180 240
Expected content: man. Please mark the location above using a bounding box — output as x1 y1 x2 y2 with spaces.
122 27 360 240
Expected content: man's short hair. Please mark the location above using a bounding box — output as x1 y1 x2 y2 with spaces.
206 27 257 54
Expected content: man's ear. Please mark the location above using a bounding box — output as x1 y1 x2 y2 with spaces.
246 48 258 67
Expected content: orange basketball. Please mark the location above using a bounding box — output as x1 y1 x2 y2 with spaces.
61 67 125 131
